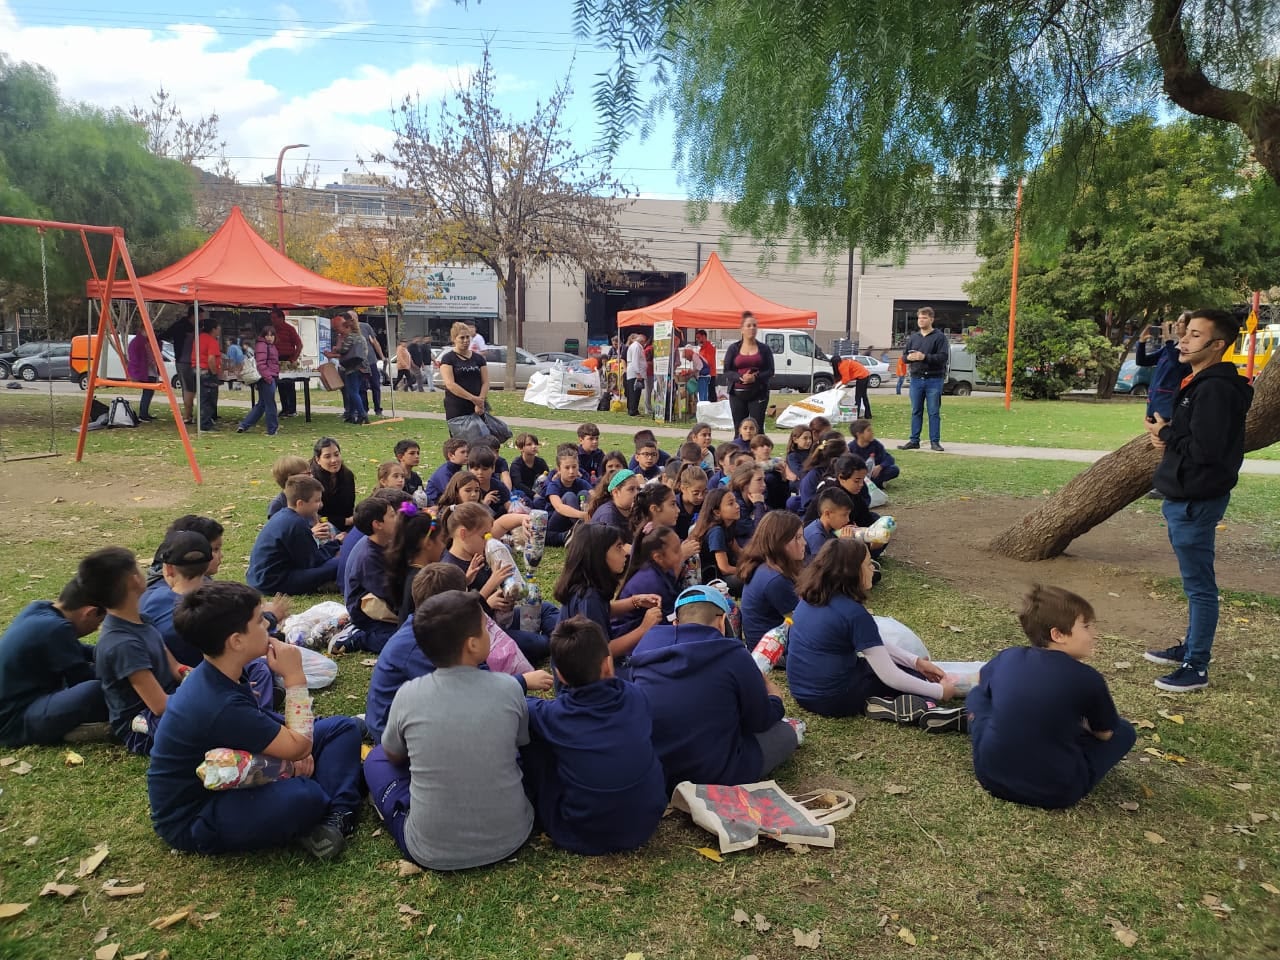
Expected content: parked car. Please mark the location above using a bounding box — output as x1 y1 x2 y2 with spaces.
944 345 977 396
70 336 180 390
710 329 833 392
847 355 892 387
1113 360 1155 396
12 343 74 382
0 340 68 380
434 345 550 389
536 351 592 368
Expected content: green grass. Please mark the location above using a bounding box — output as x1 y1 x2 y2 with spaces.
0 395 1279 960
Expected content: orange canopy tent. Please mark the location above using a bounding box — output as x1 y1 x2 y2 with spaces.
616 252 817 329
85 206 386 306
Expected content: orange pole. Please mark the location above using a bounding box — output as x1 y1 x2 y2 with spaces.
1003 180 1023 410
1245 290 1260 381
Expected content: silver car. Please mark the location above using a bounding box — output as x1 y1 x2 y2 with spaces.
436 346 549 389
13 344 74 382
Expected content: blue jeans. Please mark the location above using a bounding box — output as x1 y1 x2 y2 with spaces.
7 680 107 746
1162 494 1230 671
344 371 367 421
697 375 711 401
908 376 943 443
239 378 278 434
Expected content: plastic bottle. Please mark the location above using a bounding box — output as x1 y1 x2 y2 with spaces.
751 616 792 673
524 509 548 569
534 471 550 499
484 533 527 601
508 492 531 515
197 748 295 790
519 581 543 633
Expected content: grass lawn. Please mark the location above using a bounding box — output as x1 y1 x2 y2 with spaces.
0 396 1278 959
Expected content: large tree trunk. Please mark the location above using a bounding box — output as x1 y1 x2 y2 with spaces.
503 276 519 393
991 360 1280 560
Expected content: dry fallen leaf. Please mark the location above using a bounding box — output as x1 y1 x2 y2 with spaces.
694 846 724 863
898 926 917 946
1157 710 1185 725
0 757 16 766
793 928 822 949
396 860 423 877
76 844 109 879
1249 813 1270 824
1134 719 1156 730
0 903 29 920
1259 882 1279 896
397 903 423 918
1144 831 1166 845
732 908 750 926
148 906 195 930
93 927 111 944
64 750 85 766
753 913 772 933
39 882 80 898
884 784 910 795
1113 661 1133 670
622 954 644 960
1140 783 1155 799
101 882 146 898
10 760 32 775
1109 921 1138 948
1163 752 1188 764
95 945 120 960
1229 782 1252 792
1119 802 1140 812
22 836 37 847
1142 748 1165 760
359 658 378 667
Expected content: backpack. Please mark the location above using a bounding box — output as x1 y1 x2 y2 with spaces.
109 396 139 428
240 348 261 385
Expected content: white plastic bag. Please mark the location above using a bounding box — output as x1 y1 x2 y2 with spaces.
695 398 734 430
871 615 931 661
297 646 338 690
281 601 349 650
775 387 858 428
523 366 601 411
866 477 888 508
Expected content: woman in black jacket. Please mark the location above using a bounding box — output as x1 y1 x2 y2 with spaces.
722 312 775 431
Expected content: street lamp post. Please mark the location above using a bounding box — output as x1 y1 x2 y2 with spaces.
275 143 310 253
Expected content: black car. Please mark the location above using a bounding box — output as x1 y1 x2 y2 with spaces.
0 341 67 380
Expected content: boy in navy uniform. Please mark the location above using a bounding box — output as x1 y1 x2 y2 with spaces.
629 586 802 792
0 576 107 746
424 438 469 505
246 475 340 596
147 581 363 858
576 423 605 486
521 616 667 855
968 585 1135 809
802 488 855 560
337 497 402 655
85 547 182 754
394 439 424 497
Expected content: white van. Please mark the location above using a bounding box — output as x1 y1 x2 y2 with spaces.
714 329 834 393
944 344 977 396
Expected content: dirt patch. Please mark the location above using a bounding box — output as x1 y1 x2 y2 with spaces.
0 454 190 524
890 496 1280 642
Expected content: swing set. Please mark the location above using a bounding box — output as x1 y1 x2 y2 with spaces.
0 215 202 482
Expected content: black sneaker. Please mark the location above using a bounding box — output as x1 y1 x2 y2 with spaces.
897 441 920 450
1154 663 1208 692
929 441 945 452
919 706 969 733
865 694 935 724
1143 643 1186 666
297 813 348 860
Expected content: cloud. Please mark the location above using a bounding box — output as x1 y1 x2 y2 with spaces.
412 0 442 16
0 1 466 183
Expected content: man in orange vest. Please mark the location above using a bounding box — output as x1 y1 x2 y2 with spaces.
695 329 716 401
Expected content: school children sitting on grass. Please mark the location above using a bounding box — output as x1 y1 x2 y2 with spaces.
266 455 309 520
536 444 593 547
335 495 408 655
363 590 535 871
147 581 363 859
86 547 182 755
0 575 107 747
425 437 470 505
510 433 549 501
848 419 899 486
576 422 605 486
394 439 424 496
521 616 668 855
245 475 340 597
968 585 1136 809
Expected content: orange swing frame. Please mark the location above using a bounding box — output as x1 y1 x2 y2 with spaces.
0 215 202 483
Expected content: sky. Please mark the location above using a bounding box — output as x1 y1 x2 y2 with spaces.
0 0 686 197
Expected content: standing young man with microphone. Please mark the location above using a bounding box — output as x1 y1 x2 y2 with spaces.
1143 309 1252 692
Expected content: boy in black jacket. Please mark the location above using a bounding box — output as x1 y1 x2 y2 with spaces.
1143 309 1252 692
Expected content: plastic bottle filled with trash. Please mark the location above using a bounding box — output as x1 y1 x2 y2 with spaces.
197 748 294 790
533 471 550 500
518 581 543 633
751 616 792 673
484 533 527 602
508 493 531 516
859 515 896 547
524 509 548 569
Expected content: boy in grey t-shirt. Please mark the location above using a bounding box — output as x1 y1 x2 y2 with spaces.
363 590 532 870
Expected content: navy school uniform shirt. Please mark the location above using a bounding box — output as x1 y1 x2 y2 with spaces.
589 501 631 540
365 615 434 741
577 446 605 486
478 477 512 518
802 518 836 560
542 475 592 535
967 646 1122 809
335 527 366 587
510 456 549 499
633 462 663 482
523 677 667 855
147 661 283 851
96 613 177 741
762 468 790 511
705 469 727 491
0 601 97 744
140 580 203 667
403 468 423 497
629 623 784 790
246 507 335 595
343 535 392 630
740 565 798 648
266 490 287 519
786 595 884 709
424 461 462 505
560 588 613 640
614 564 680 636
785 450 808 481
629 448 671 472
701 524 733 581
851 438 895 472
733 493 766 548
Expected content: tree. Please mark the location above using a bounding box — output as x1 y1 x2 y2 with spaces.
128 86 226 167
0 55 198 326
374 47 646 388
317 222 428 316
964 118 1280 396
575 0 1280 559
967 308 1115 400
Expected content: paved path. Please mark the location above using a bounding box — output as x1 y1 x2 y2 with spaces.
4 383 1279 475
